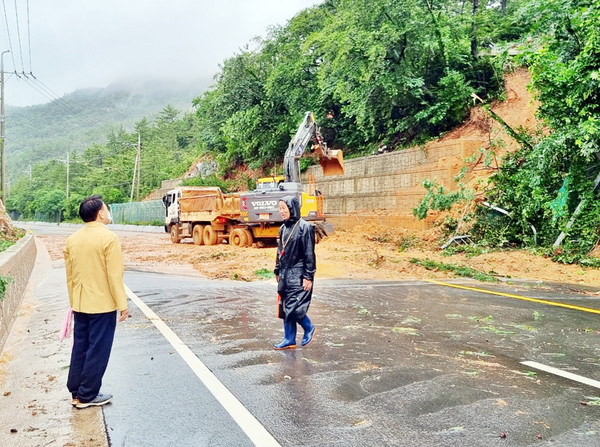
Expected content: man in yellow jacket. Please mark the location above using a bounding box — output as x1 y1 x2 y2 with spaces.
64 195 129 409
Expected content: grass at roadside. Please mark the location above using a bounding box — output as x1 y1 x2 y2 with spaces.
409 257 498 282
0 240 15 252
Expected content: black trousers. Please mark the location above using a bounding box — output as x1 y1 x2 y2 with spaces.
67 310 117 403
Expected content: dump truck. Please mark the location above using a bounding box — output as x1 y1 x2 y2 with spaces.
163 186 244 245
164 112 344 246
163 186 282 246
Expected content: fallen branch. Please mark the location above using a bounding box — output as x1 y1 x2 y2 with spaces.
471 93 533 150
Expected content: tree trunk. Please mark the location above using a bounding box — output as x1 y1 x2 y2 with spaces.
471 0 479 59
424 0 447 70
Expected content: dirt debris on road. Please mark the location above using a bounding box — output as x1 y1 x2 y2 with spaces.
34 68 600 291
37 223 600 290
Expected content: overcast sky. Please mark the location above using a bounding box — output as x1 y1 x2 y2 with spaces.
0 0 321 107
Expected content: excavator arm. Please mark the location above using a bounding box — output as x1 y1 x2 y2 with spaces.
283 112 344 182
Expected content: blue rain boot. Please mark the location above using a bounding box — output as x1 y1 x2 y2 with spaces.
274 319 297 350
299 315 317 347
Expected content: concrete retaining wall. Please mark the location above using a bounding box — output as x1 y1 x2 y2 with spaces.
303 138 485 230
0 234 37 354
144 178 183 201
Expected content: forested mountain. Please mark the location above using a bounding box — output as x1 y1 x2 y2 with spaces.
6 0 600 260
5 77 210 180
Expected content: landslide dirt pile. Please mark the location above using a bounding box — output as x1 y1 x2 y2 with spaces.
37 68 600 288
37 224 600 289
0 203 24 242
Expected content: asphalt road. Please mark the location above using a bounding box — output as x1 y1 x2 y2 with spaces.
18 222 600 446
102 271 600 447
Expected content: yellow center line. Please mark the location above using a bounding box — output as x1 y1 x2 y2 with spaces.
425 279 600 315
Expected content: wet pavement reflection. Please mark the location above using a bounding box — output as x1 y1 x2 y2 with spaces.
104 272 600 446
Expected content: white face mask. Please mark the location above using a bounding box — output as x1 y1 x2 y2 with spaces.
107 211 113 223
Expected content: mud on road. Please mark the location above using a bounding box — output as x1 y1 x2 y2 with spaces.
37 222 600 290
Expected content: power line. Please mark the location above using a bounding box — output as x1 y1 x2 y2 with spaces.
12 0 24 72
30 75 114 133
13 73 112 134
25 0 31 72
1 0 16 70
2 1 111 135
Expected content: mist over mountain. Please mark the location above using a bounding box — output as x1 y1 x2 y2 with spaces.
5 77 211 181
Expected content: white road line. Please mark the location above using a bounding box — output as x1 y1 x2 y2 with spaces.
521 360 600 389
124 285 281 447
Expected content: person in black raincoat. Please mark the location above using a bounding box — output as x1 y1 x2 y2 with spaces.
273 195 317 350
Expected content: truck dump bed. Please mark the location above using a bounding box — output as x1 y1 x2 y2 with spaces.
179 187 240 222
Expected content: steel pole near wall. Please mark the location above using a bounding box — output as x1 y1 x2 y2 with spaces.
136 131 141 202
0 50 10 207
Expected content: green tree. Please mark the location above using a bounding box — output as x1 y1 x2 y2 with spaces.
32 189 66 220
477 0 600 253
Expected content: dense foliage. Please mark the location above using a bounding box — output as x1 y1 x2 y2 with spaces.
193 0 509 169
7 0 517 221
470 0 600 257
5 79 206 181
6 106 200 220
9 0 599 260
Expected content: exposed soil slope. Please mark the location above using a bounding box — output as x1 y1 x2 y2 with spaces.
38 68 600 289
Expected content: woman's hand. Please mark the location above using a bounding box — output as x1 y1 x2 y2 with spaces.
303 278 313 291
276 275 279 282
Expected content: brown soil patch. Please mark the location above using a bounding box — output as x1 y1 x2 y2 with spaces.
37 225 600 289
35 68 600 290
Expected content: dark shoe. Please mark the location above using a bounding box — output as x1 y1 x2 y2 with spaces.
76 393 113 409
274 320 297 350
299 315 317 347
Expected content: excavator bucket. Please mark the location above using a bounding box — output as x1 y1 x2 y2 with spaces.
315 146 345 176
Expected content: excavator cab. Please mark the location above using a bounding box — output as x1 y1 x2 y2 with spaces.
255 176 286 192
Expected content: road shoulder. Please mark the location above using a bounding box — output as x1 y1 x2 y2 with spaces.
0 238 108 446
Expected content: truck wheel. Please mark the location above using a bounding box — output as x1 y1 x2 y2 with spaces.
203 225 218 246
242 229 254 247
170 225 180 244
230 229 247 247
193 225 205 245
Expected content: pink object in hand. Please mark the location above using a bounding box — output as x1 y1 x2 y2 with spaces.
60 308 73 342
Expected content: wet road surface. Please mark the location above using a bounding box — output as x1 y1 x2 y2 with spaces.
102 271 600 446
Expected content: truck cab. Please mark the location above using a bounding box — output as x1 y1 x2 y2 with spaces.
163 188 182 231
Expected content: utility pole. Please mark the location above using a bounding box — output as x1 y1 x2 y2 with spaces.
57 152 70 199
136 131 141 202
129 151 137 203
1 50 10 207
23 165 32 186
129 131 141 203
66 151 70 199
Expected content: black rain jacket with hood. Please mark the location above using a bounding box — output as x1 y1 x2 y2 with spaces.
274 195 316 321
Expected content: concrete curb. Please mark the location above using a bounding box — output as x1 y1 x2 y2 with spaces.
13 220 165 234
0 233 37 355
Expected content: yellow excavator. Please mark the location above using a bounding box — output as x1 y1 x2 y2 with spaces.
239 111 344 241
164 112 344 246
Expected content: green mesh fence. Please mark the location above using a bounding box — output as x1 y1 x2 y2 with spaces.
109 200 165 225
34 211 62 223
